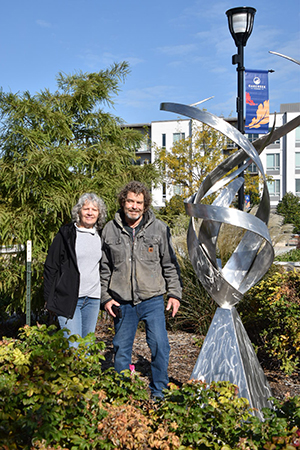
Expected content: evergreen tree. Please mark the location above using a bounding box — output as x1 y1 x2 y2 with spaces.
277 192 300 233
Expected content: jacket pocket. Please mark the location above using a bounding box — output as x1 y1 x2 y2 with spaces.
140 236 160 262
105 238 126 264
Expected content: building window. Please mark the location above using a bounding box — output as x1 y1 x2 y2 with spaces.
267 179 280 197
247 162 257 173
162 182 166 201
266 153 280 171
173 132 185 143
162 133 166 148
247 133 259 143
296 153 300 169
226 138 237 149
138 140 148 152
296 180 300 197
296 127 300 145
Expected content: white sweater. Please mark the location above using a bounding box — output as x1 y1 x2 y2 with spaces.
75 225 102 298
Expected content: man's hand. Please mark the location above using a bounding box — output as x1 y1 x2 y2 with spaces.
104 299 120 318
166 297 180 317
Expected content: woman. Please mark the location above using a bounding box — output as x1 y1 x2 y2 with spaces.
44 193 106 345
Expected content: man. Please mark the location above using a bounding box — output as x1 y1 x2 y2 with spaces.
101 181 182 399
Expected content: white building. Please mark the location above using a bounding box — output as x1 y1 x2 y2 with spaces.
151 118 192 207
132 102 300 209
262 103 300 208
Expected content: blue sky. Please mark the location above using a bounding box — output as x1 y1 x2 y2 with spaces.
1 0 299 124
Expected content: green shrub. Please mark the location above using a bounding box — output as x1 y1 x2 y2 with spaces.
0 324 148 449
0 324 300 449
277 192 300 233
239 266 300 375
154 380 300 449
155 195 187 229
154 380 252 448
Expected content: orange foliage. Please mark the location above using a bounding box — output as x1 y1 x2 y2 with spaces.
97 403 181 449
246 100 269 129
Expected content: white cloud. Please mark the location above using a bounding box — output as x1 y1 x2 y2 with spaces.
157 44 198 56
36 19 52 28
78 49 144 70
117 85 176 108
123 56 145 67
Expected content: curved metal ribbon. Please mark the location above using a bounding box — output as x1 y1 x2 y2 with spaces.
160 102 274 308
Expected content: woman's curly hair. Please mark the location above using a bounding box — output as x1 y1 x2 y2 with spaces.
72 193 107 230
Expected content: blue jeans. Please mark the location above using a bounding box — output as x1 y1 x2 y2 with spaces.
58 297 100 347
113 295 170 398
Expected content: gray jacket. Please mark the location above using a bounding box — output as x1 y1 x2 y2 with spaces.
100 209 182 305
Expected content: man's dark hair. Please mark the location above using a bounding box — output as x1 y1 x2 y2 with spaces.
118 181 152 212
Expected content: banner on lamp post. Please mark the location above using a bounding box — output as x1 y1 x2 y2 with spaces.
245 70 269 134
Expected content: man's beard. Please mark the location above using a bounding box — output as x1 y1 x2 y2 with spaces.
125 211 142 222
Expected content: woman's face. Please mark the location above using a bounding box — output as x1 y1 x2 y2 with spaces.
78 201 99 229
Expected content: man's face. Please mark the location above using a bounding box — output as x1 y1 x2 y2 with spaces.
123 192 145 225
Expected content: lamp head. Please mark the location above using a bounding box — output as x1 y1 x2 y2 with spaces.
226 6 256 47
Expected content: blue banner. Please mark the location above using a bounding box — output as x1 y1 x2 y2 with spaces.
245 194 250 210
245 70 269 134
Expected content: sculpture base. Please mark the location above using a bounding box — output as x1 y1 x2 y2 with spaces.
190 307 273 419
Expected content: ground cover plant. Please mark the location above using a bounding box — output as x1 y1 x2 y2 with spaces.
275 248 300 263
0 324 299 449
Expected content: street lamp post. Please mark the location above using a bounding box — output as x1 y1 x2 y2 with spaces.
226 6 256 211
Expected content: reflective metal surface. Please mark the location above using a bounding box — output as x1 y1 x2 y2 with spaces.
190 307 273 420
160 103 300 416
161 102 273 308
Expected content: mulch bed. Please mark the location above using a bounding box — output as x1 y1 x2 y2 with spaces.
95 316 300 401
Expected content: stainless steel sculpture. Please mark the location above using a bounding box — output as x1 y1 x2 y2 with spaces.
160 102 300 418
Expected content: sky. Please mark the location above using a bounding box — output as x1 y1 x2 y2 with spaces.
1 0 299 125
